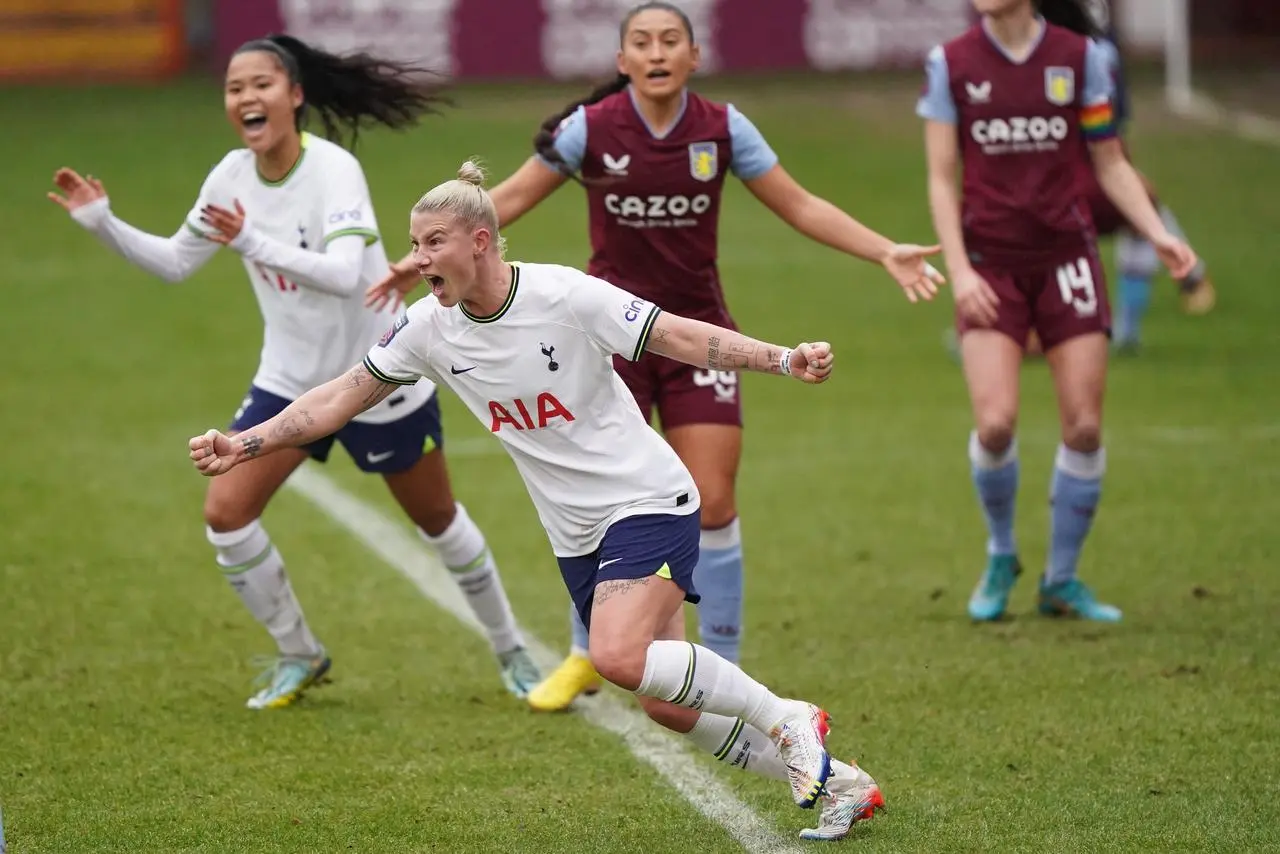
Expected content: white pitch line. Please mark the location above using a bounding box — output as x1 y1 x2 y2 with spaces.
1169 91 1280 147
285 464 806 854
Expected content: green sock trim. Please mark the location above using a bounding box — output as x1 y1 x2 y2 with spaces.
714 718 746 760
447 549 489 575
218 544 274 574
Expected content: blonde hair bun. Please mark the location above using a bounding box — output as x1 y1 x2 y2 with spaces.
456 159 487 187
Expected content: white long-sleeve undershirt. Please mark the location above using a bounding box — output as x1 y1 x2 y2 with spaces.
71 197 218 283
71 197 368 296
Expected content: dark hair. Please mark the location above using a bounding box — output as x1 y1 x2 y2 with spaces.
1036 0 1104 39
533 2 695 183
232 34 448 150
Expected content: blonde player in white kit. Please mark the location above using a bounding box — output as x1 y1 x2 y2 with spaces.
187 161 886 841
47 36 539 710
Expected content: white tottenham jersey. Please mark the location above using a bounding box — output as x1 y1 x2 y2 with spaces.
186 133 431 423
363 262 700 556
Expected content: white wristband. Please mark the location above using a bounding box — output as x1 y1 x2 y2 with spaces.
779 347 793 376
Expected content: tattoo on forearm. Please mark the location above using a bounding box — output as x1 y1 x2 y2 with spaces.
342 365 371 390
652 327 669 344
593 576 654 607
238 434 264 458
270 409 316 440
361 383 396 408
706 337 783 374
342 364 397 409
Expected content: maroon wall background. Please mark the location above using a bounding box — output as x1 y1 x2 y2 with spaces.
214 0 973 79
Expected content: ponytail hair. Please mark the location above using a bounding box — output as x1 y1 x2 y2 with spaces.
1036 0 1105 38
412 158 506 258
532 73 630 185
233 34 448 150
533 1 697 183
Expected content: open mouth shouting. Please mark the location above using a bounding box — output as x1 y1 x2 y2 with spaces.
240 111 269 141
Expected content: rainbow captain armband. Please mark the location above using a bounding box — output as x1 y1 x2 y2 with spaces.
1081 101 1118 142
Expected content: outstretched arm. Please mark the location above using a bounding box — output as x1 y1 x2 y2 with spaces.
744 164 892 262
643 311 832 383
49 168 220 284
189 363 400 475
490 157 569 228
743 165 942 301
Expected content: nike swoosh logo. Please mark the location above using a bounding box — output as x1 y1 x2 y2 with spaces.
598 557 624 569
450 365 477 375
366 450 396 463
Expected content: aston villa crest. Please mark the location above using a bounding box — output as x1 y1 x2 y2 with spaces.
1045 66 1075 106
688 141 718 182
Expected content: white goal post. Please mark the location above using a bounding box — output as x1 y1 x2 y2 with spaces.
1162 0 1194 112
1158 0 1280 144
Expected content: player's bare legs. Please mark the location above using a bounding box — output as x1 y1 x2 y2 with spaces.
532 422 747 711
667 423 745 663
203 443 330 709
960 330 1024 621
631 607 699 730
589 574 836 810
1040 333 1121 621
382 449 540 698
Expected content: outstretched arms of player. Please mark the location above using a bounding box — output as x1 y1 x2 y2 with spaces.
48 168 220 284
644 311 833 384
489 157 571 228
741 164 944 303
1088 139 1196 279
189 362 400 476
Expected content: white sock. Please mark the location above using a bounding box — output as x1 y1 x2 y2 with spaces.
207 521 321 658
687 713 789 781
636 640 795 735
419 503 522 654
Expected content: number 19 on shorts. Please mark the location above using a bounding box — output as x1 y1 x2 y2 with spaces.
1057 258 1098 317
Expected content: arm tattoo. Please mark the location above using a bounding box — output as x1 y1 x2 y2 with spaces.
651 327 669 344
707 338 784 374
593 576 655 607
269 409 316 440
237 434 264 458
342 364 398 409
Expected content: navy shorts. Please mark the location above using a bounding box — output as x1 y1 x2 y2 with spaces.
229 385 443 474
557 510 702 631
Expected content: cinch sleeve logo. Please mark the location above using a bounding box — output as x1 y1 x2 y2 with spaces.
623 297 649 322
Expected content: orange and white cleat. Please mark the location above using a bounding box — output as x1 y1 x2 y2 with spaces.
800 758 885 840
